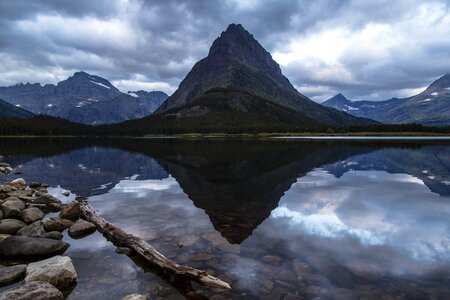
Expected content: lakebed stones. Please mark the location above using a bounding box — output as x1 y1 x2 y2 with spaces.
20 207 45 224
1 198 25 218
0 219 26 234
43 217 74 232
68 219 96 237
25 256 77 290
0 281 64 300
0 236 69 259
0 264 27 286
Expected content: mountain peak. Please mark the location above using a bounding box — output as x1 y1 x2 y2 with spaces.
208 23 256 58
428 73 450 89
325 93 350 104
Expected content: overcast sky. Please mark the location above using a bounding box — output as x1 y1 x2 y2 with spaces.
0 0 449 102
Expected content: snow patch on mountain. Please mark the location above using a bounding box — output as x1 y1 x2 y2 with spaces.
90 80 110 89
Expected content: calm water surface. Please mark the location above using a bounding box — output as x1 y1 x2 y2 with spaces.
1 138 450 299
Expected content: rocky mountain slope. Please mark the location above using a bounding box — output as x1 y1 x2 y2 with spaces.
323 74 450 126
154 24 375 127
0 97 34 118
0 72 168 124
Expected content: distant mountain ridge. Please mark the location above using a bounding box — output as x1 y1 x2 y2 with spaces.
323 74 450 126
154 23 375 128
0 72 168 124
0 97 34 118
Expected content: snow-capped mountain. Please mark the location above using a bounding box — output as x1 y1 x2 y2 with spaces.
0 72 168 124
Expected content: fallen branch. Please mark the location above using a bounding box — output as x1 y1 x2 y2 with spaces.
77 200 231 290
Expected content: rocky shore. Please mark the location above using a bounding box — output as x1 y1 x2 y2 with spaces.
0 178 146 300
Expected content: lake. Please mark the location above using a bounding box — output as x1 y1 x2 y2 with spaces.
1 137 450 299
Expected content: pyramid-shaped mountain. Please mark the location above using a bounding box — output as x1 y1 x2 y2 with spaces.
154 24 375 128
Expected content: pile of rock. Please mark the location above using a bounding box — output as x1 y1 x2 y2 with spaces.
0 162 12 175
0 179 96 299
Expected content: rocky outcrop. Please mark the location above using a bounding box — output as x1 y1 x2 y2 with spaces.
25 256 77 290
0 281 63 300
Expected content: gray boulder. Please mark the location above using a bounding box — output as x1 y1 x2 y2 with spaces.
34 194 61 205
43 217 73 232
0 219 26 234
10 178 26 186
0 236 69 258
42 231 63 240
68 219 96 237
20 207 44 224
25 256 77 290
0 264 27 287
1 198 25 218
59 202 80 221
0 281 63 300
17 221 46 237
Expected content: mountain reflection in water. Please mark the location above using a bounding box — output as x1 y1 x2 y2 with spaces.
0 138 449 299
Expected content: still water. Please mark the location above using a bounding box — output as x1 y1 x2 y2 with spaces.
1 138 450 299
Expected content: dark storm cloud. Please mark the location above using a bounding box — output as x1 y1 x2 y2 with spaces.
0 0 449 100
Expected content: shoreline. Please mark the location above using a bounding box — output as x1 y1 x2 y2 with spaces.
0 132 450 139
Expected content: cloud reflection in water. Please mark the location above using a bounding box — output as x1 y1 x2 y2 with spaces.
271 169 450 270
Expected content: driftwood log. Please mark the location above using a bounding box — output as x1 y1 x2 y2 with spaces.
78 200 231 290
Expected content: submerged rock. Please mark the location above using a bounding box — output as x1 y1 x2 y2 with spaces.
68 219 96 237
0 264 27 287
0 219 26 234
17 221 46 237
0 236 69 258
1 198 25 218
20 207 45 224
25 256 77 290
43 218 73 232
0 281 63 300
